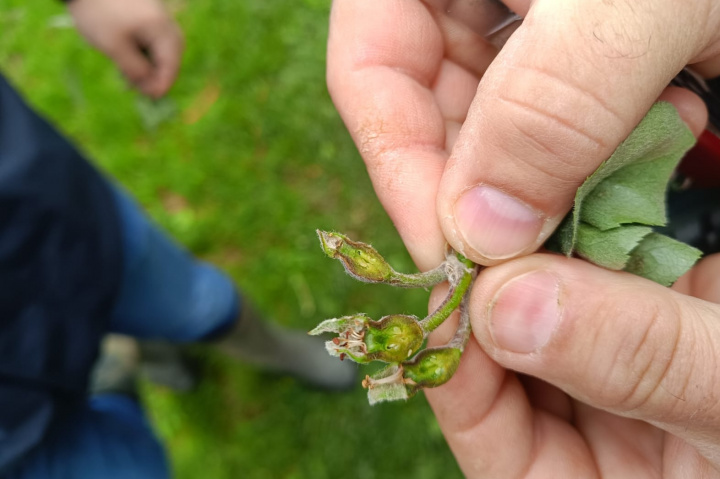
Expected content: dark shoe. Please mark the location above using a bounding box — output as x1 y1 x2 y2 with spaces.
89 334 140 397
138 340 199 392
215 301 357 391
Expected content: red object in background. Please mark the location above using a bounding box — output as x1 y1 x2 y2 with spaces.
670 69 720 188
678 129 720 188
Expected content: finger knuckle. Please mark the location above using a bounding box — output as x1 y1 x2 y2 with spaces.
143 12 167 27
103 40 126 59
353 114 441 178
354 115 393 161
488 64 627 186
123 64 149 82
592 295 686 417
489 106 599 188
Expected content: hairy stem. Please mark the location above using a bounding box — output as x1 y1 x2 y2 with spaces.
419 255 477 333
448 291 473 350
389 263 448 288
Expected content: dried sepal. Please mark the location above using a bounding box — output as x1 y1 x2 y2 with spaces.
364 365 409 405
308 314 369 336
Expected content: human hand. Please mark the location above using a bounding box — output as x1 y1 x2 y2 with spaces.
423 250 720 477
68 0 183 98
327 0 718 270
328 1 720 475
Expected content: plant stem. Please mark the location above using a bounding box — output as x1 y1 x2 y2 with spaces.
448 292 472 349
419 255 478 332
389 263 448 288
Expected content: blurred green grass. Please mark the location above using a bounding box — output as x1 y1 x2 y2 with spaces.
0 1 462 477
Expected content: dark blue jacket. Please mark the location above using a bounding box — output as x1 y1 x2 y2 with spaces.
0 74 122 471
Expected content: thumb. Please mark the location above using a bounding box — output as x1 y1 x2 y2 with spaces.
438 0 711 265
471 253 720 460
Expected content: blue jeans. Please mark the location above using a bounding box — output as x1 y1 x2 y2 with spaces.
7 187 239 479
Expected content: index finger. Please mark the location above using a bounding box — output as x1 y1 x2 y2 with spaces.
327 0 452 270
138 21 184 98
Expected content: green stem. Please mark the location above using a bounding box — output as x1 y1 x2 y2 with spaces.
388 263 448 288
419 255 478 332
448 292 473 349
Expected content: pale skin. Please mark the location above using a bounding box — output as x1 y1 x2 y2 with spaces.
328 0 720 476
67 0 183 98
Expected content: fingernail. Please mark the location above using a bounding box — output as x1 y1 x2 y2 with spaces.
489 271 560 353
453 186 543 259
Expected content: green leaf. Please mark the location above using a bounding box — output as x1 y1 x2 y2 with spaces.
547 102 702 285
545 214 574 255
575 224 652 270
581 159 680 230
624 233 702 286
567 102 696 248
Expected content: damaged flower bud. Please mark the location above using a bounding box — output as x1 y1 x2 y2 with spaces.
363 347 462 404
317 230 448 288
313 230 477 404
403 347 462 390
364 314 426 363
317 230 394 283
309 313 425 364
